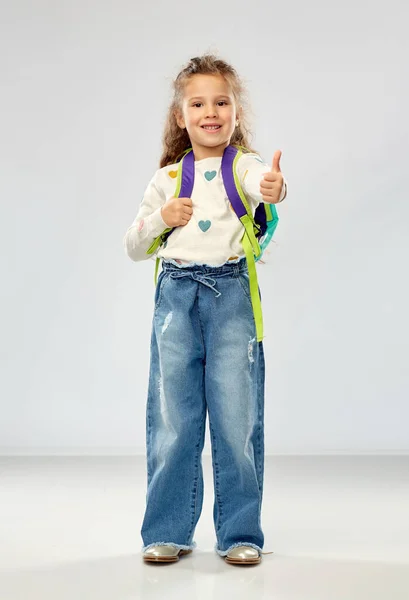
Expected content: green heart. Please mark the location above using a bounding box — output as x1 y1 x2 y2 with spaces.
199 220 211 232
204 170 217 181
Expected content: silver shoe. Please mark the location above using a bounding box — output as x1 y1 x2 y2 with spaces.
143 544 192 563
225 545 261 565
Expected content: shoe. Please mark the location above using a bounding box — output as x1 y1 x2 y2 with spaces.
143 544 193 563
225 545 261 565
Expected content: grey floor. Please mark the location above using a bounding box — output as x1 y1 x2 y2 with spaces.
0 455 408 599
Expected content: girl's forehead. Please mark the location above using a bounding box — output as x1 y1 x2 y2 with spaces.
183 74 233 98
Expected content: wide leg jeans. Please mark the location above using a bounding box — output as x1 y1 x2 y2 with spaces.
141 258 265 556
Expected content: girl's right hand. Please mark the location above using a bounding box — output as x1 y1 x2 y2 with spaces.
161 197 193 227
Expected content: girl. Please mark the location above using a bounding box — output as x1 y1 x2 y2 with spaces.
123 54 287 566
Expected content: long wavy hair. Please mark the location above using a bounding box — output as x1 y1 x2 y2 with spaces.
159 54 258 168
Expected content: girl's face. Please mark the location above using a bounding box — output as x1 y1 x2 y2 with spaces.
175 74 239 160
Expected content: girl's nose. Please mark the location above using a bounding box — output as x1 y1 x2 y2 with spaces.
205 107 217 117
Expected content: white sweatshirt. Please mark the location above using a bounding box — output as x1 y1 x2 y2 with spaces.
123 152 287 267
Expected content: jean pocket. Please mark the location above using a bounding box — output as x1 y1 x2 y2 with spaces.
154 272 170 310
237 272 252 303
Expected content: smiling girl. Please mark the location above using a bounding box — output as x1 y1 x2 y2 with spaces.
124 54 287 565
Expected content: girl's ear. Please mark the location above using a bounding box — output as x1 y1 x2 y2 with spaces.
174 110 185 129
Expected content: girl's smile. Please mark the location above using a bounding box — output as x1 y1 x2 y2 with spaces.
201 124 222 132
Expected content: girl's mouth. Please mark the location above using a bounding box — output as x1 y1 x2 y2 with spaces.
201 125 222 133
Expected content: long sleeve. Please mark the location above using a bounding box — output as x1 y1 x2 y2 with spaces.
237 153 288 207
123 170 169 262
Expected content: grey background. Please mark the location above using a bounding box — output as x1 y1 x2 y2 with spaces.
1 0 408 455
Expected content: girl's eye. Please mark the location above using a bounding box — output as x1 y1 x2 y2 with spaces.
192 101 228 107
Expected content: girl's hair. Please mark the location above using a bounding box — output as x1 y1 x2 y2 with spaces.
159 54 258 168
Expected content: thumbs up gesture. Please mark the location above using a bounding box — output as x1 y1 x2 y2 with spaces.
259 150 285 204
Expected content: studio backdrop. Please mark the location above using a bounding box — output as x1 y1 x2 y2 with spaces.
0 0 407 455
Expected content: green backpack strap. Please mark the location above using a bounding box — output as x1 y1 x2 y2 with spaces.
242 235 263 342
230 148 263 341
232 149 261 257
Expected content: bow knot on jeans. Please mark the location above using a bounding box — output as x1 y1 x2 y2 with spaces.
169 270 221 297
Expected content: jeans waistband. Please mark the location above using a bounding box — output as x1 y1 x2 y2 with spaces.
161 258 248 298
162 257 248 277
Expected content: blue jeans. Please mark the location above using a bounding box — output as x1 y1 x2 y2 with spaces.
141 258 265 556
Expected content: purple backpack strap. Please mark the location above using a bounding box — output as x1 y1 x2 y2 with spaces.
177 145 248 220
221 146 247 218
178 149 195 198
161 149 195 241
178 146 245 218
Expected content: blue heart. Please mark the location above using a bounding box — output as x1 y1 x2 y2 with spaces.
204 170 217 181
199 220 211 232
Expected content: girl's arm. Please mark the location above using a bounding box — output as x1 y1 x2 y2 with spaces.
238 153 287 206
123 171 168 262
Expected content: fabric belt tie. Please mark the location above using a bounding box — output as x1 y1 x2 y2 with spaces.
169 270 221 297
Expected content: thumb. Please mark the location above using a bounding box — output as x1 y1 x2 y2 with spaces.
272 150 282 173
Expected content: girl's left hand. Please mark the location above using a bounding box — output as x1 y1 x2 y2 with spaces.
259 150 284 204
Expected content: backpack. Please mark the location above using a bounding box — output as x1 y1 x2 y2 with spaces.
146 144 279 342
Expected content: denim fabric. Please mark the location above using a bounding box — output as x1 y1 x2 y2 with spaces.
141 257 265 556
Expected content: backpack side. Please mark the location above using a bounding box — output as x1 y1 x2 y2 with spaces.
229 147 279 261
254 202 279 260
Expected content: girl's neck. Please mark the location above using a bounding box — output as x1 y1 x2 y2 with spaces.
191 141 230 161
